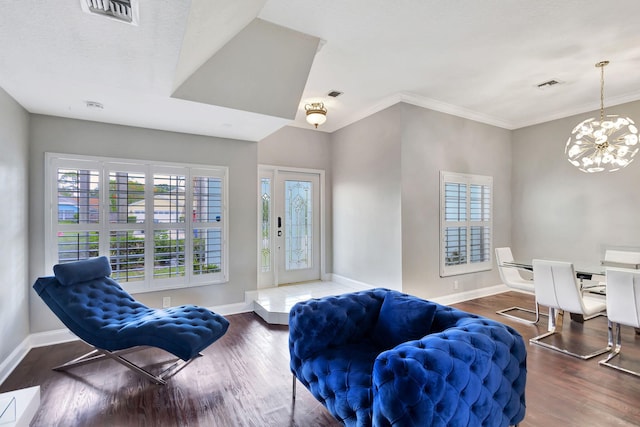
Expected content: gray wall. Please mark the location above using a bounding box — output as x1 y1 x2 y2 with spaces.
0 88 30 362
400 103 511 298
258 126 333 272
28 115 257 333
331 104 403 289
330 102 511 298
512 100 640 265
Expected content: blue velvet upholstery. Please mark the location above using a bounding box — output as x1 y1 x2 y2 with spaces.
372 292 437 349
34 257 229 361
289 289 526 427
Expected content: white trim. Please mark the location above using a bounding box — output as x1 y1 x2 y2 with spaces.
0 337 31 386
28 329 78 348
330 273 508 305
329 273 383 291
207 301 254 317
0 328 79 385
398 92 513 129
322 92 513 133
429 284 509 306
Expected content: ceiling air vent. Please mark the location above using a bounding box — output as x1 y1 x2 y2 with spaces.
81 0 138 25
536 79 562 90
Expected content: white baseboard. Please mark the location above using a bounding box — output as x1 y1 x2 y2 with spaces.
328 274 507 305
28 328 78 348
207 300 254 316
1 328 82 385
0 336 31 386
327 274 378 290
430 284 509 306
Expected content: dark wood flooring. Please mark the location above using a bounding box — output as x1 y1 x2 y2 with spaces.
2 292 640 426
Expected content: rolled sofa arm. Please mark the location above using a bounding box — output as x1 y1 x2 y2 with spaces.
372 318 527 427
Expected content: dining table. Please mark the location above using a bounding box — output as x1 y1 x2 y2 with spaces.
500 260 609 322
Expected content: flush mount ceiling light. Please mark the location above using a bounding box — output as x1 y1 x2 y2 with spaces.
565 61 639 173
305 102 327 129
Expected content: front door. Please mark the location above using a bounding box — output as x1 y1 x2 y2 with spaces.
258 168 321 287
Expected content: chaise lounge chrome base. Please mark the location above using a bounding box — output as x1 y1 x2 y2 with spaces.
53 346 201 385
33 256 229 387
530 308 611 360
599 322 640 377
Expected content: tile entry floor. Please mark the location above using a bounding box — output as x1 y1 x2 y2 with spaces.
253 280 372 325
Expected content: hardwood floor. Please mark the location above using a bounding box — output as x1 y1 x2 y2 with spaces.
2 292 640 426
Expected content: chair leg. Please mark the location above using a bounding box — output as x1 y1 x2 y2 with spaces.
292 374 297 400
496 302 547 324
599 323 640 377
530 309 612 360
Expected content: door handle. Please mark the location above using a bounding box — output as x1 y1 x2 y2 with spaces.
277 217 282 228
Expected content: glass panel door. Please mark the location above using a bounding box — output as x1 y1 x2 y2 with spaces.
277 172 320 284
258 167 321 287
258 174 273 288
284 179 313 271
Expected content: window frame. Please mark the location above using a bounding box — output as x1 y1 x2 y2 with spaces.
45 152 228 293
439 171 493 277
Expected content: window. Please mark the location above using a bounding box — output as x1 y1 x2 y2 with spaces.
439 171 492 277
260 177 272 274
46 153 228 293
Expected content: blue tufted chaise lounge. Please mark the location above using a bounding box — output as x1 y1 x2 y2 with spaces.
33 256 229 384
289 288 526 426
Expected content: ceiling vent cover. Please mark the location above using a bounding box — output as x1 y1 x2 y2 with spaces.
81 0 138 25
536 79 562 90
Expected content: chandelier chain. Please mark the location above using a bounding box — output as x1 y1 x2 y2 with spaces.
600 63 605 121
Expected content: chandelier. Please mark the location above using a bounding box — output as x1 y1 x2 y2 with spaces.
305 102 327 129
565 61 639 173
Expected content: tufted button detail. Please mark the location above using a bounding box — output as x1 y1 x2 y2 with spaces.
288 288 526 427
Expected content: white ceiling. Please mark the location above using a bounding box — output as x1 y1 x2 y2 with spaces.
2 0 640 141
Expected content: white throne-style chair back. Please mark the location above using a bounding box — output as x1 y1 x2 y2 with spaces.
604 250 640 267
530 259 610 359
495 247 534 292
533 260 586 314
494 247 542 323
606 268 640 328
599 268 640 376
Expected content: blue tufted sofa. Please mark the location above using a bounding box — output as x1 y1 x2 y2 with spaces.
33 256 229 384
289 288 526 427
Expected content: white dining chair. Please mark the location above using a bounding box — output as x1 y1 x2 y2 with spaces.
530 259 611 359
589 249 640 292
495 247 544 324
603 249 640 267
599 268 640 376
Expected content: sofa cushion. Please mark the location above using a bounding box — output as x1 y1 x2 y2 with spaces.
372 292 437 348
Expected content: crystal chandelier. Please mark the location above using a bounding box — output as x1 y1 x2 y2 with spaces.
565 61 639 173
